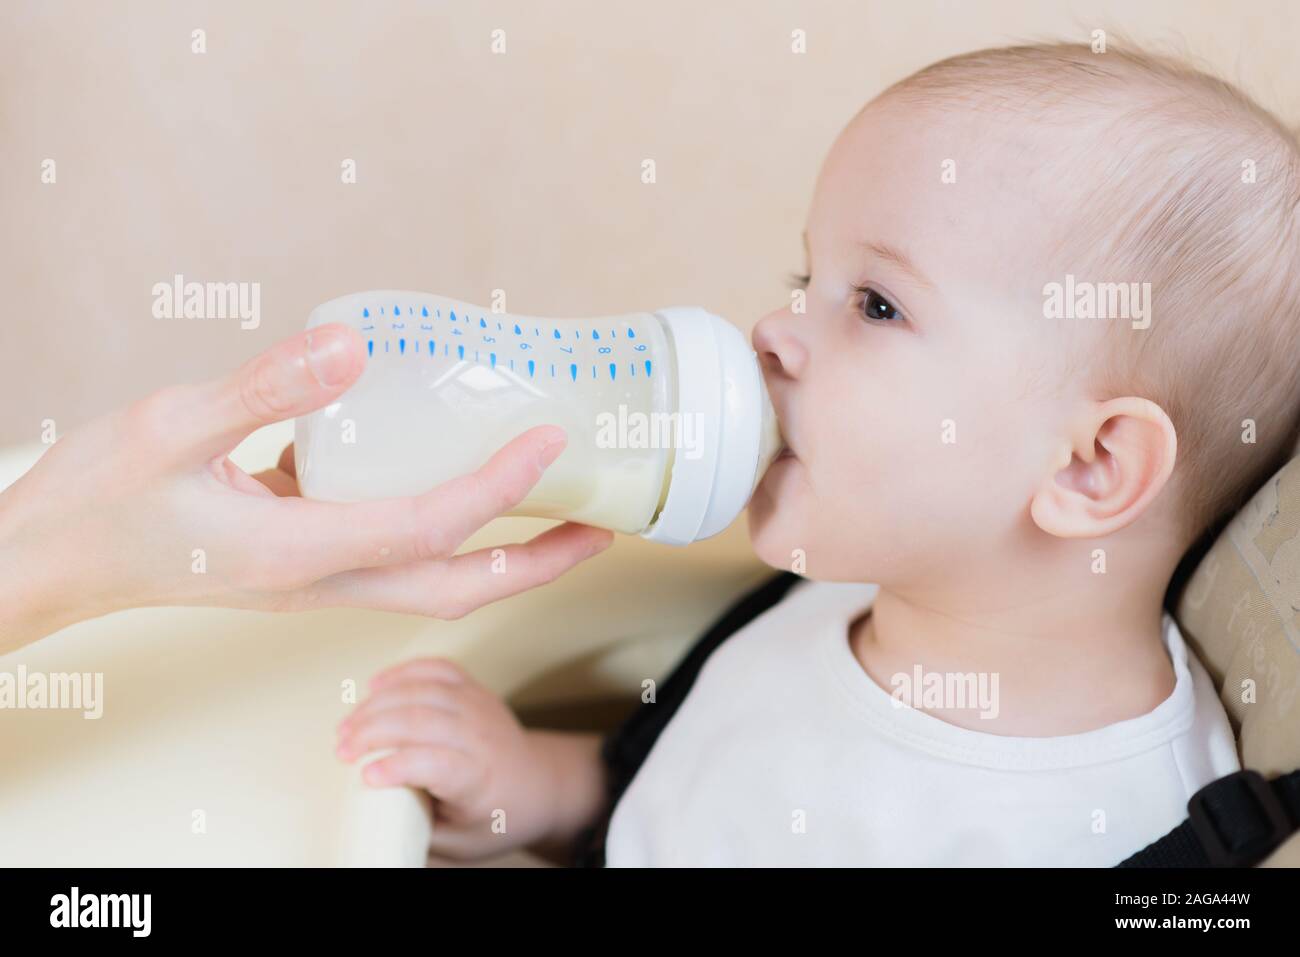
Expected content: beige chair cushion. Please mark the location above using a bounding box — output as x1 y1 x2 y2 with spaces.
1176 455 1300 867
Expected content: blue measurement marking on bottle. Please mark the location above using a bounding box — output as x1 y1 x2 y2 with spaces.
422 307 429 317
450 310 457 322
363 317 659 382
363 308 370 318
394 306 400 316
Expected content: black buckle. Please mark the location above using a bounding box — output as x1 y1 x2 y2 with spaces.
1187 770 1293 867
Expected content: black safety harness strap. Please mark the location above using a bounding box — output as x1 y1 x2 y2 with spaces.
1117 768 1300 867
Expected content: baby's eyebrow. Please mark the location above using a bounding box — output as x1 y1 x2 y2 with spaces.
802 229 936 292
855 239 936 291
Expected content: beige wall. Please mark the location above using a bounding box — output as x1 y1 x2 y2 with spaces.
2 0 1297 447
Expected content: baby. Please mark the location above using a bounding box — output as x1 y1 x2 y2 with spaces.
333 42 1300 866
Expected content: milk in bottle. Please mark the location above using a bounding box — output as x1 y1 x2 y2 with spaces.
294 290 782 545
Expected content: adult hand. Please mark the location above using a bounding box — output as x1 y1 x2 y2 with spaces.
0 324 612 653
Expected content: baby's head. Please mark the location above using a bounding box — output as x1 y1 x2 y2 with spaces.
748 42 1300 595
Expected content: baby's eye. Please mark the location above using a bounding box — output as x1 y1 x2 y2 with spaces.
787 272 811 290
855 285 904 323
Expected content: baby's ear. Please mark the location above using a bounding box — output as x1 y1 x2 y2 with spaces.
1029 397 1177 538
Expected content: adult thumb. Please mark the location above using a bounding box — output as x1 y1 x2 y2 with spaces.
181 323 366 461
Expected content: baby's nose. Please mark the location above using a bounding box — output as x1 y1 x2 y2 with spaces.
752 313 807 380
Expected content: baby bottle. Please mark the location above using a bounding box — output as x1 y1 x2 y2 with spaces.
294 290 783 545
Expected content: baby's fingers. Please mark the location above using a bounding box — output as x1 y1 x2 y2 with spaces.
362 746 481 802
369 657 469 691
336 705 465 762
338 682 462 740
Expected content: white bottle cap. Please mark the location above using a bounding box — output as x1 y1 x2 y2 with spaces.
640 306 776 545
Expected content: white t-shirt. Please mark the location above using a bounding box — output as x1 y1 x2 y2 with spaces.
604 579 1241 866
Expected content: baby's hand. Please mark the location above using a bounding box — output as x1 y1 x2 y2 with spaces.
336 657 560 861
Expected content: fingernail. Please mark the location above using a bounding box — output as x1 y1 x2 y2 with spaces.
306 329 356 387
537 431 567 469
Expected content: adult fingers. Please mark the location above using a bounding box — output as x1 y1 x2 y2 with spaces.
318 520 613 619
259 424 571 582
250 443 300 496
435 522 615 611
251 466 298 497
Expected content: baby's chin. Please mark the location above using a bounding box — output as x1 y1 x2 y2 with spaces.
745 461 877 581
745 476 806 571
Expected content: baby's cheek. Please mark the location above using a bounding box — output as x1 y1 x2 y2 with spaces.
860 393 992 519
866 392 968 480
931 387 1048 527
